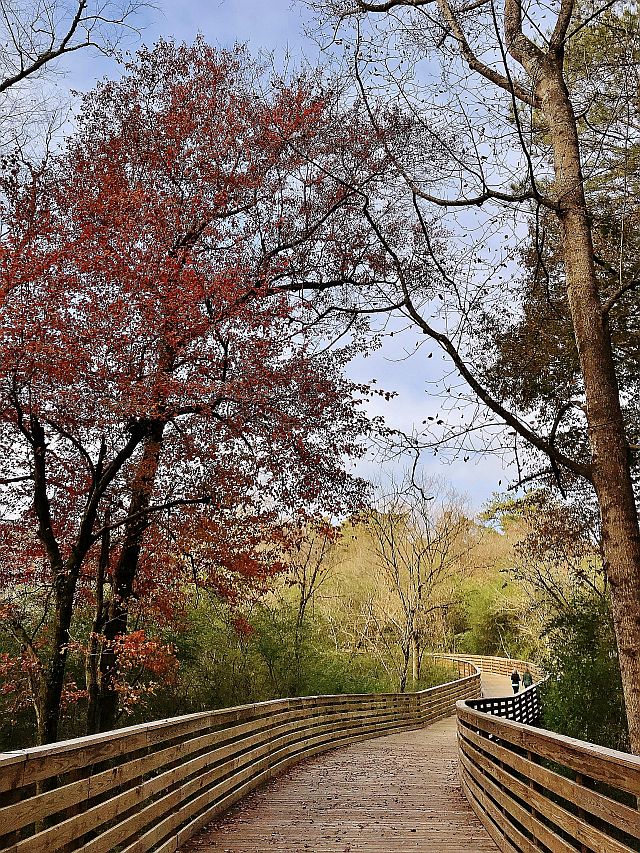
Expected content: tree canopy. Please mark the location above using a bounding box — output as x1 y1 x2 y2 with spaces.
0 40 379 742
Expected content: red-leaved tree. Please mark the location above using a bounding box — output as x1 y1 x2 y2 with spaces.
0 40 385 743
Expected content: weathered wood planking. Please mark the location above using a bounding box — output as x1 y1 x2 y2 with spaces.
0 668 481 853
457 692 640 853
177 715 501 853
433 653 545 683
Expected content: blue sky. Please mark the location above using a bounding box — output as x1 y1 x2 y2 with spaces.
61 0 510 512
149 1 315 53
67 0 320 89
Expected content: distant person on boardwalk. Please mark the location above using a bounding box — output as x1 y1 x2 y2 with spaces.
522 668 533 689
511 669 521 694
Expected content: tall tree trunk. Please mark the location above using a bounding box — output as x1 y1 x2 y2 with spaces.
22 413 145 744
40 579 76 743
399 667 408 693
30 416 77 745
97 421 165 732
540 65 640 752
86 510 110 735
399 635 411 692
293 605 305 696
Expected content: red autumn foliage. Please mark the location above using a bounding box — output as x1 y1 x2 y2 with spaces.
0 40 386 743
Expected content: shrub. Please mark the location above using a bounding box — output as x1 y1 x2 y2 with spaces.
540 594 628 751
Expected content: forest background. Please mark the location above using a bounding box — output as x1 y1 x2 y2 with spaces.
0 0 634 755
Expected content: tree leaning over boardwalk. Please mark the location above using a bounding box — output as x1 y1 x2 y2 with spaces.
309 0 640 751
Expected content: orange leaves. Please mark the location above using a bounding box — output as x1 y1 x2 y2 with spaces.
231 615 254 639
60 682 88 710
0 651 42 722
113 629 178 678
109 630 179 715
0 38 380 740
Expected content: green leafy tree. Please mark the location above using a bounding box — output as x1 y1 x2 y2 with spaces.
541 596 628 751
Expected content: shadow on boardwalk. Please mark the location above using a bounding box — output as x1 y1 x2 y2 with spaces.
179 675 511 853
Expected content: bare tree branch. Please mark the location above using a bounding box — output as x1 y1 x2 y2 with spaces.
0 0 147 94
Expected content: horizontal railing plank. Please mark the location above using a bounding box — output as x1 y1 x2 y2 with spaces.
460 750 577 853
462 769 543 853
461 732 634 853
457 663 640 853
459 722 640 839
458 703 640 795
0 666 482 853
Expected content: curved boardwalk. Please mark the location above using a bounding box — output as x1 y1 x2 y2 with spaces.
179 674 510 853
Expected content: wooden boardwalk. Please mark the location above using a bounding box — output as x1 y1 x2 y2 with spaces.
179 675 511 853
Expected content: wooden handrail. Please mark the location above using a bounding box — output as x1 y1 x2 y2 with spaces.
15 651 633 853
432 653 545 684
0 670 480 853
457 679 640 852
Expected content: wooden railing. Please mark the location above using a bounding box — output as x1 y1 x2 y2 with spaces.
0 670 480 853
11 652 636 853
457 676 640 852
433 652 545 684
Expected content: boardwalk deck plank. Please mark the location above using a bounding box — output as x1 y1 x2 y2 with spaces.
179 675 510 853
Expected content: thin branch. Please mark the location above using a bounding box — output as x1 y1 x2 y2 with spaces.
549 0 575 54
0 0 146 93
503 0 545 70
566 0 617 43
89 495 213 542
355 0 435 10
41 415 96 477
359 197 593 482
601 278 639 315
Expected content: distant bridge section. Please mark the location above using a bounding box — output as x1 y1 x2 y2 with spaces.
432 653 546 685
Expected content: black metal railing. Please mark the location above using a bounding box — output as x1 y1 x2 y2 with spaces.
466 680 543 726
